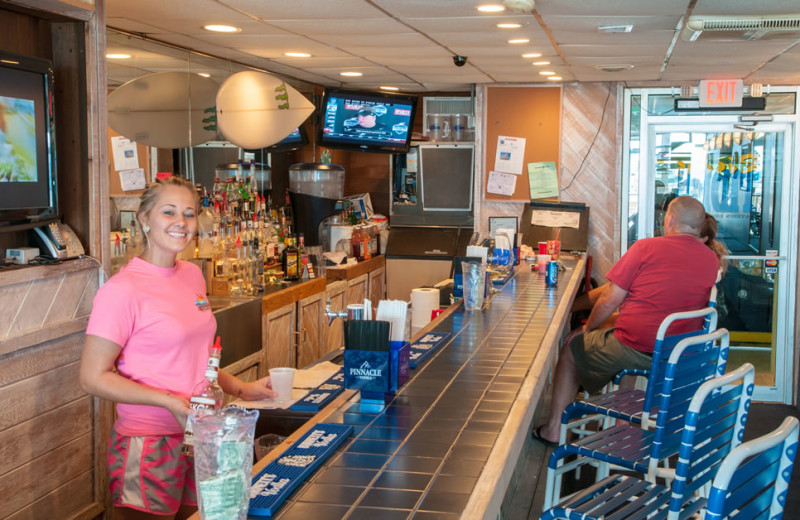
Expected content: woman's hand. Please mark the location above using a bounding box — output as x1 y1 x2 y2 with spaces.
218 370 278 401
237 376 278 401
161 392 191 428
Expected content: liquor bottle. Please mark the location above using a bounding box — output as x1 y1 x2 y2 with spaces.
197 195 215 258
282 235 300 281
183 337 224 455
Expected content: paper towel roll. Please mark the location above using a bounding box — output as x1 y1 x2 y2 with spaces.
411 288 440 328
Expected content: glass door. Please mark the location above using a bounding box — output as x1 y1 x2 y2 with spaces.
641 123 795 402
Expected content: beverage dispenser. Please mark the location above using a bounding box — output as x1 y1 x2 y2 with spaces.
288 163 345 246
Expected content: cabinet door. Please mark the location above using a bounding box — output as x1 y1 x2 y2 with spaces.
347 273 369 306
368 265 386 304
263 302 295 370
297 291 323 369
324 280 347 355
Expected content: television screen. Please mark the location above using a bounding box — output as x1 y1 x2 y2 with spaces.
0 51 56 222
265 125 308 153
318 89 417 153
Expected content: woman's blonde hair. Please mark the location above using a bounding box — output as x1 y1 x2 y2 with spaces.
133 176 198 254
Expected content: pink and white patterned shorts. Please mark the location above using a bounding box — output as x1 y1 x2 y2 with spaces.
107 428 197 514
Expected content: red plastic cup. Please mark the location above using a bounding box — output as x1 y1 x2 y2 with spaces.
431 308 444 320
538 241 548 255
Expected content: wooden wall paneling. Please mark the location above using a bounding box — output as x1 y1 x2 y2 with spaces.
0 396 91 476
297 292 322 368
559 83 620 282
0 434 93 517
0 360 84 431
0 332 82 388
6 275 62 338
52 21 90 246
368 265 385 304
483 86 561 202
6 472 95 520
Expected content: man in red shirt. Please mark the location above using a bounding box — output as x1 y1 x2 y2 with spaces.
532 196 719 446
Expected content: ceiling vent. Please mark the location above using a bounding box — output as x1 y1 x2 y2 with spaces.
682 14 800 41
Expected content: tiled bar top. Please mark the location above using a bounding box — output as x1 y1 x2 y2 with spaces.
262 256 585 520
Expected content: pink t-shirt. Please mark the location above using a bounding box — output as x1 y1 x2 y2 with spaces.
86 257 216 435
607 234 719 353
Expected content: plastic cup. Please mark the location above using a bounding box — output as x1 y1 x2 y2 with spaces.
537 254 551 274
431 308 444 320
269 367 296 403
461 261 486 311
538 242 548 255
547 240 561 261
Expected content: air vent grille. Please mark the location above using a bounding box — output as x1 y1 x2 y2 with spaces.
697 17 800 31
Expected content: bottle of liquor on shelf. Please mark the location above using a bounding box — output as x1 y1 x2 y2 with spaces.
183 337 224 455
197 195 215 259
212 177 224 204
282 235 300 281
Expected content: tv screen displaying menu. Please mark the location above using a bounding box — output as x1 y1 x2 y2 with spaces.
318 89 417 154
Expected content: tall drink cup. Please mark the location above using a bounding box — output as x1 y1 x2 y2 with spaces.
269 367 295 403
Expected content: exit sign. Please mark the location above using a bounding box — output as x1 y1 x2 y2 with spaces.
698 79 743 108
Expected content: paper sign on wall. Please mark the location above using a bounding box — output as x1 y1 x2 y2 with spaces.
494 135 526 175
528 161 559 199
119 168 147 191
111 136 140 171
487 171 517 196
531 209 580 229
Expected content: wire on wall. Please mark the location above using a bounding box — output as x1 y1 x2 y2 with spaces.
560 84 612 192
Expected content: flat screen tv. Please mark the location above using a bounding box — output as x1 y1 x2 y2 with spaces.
318 88 418 154
0 51 57 224
265 125 309 153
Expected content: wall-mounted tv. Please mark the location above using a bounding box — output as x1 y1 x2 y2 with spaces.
0 51 57 224
265 125 309 153
318 88 418 154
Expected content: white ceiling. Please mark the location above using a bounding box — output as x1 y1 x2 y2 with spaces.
105 0 800 92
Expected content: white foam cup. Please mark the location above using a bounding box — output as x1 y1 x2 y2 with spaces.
269 367 296 403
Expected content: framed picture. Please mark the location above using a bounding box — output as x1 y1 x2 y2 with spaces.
489 216 518 235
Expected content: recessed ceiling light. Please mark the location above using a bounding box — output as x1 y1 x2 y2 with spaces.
547 76 562 81
477 4 506 13
284 52 312 58
497 23 522 29
508 38 529 44
380 86 399 91
522 53 542 58
533 60 550 66
106 53 131 59
197 73 211 78
539 70 556 75
203 24 240 33
598 24 633 33
340 71 363 77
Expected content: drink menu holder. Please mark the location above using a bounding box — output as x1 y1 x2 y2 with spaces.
344 341 410 403
248 423 353 517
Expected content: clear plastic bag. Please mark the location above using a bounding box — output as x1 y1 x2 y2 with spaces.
191 406 259 520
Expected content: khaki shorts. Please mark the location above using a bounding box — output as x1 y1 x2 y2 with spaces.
570 328 652 394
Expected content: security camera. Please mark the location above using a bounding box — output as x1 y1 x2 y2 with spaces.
453 55 468 67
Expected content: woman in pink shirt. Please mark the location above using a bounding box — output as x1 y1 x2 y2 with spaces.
80 177 276 520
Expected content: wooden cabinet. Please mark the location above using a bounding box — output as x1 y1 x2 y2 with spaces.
346 273 369 306
263 302 296 369
324 280 347 355
296 291 323 369
369 265 386 303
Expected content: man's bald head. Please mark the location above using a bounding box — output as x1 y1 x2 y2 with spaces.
665 196 706 236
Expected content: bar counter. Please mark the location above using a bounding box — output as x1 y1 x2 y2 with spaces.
197 254 585 520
